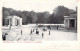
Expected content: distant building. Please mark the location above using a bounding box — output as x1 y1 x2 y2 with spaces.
4 16 22 26
64 14 77 29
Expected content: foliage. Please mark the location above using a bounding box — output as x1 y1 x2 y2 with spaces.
2 6 76 25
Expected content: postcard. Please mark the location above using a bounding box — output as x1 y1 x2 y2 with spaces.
0 0 80 51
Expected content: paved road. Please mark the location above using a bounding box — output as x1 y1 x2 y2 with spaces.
3 25 77 41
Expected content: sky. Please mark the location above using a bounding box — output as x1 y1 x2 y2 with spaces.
2 0 77 14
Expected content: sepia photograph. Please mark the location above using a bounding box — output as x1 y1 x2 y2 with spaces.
2 0 77 41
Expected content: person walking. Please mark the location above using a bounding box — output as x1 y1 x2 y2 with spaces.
30 29 32 35
57 25 59 30
37 30 39 35
49 31 50 35
2 33 8 41
33 29 34 32
21 29 22 35
49 26 51 30
2 34 6 40
36 29 39 35
36 29 37 34
42 33 44 38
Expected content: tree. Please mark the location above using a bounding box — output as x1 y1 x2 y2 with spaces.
21 11 32 24
2 7 11 25
30 11 38 23
51 6 69 23
43 11 50 23
36 12 44 23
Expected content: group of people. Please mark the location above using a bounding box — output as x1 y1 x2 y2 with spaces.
30 27 51 38
20 25 60 39
30 29 39 35
2 33 8 40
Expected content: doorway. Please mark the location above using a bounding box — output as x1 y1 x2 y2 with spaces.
70 19 75 28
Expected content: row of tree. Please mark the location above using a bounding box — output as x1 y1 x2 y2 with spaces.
2 6 76 25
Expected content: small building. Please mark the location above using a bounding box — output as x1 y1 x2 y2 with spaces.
5 16 22 26
64 14 77 29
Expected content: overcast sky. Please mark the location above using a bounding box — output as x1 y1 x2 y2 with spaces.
2 0 77 14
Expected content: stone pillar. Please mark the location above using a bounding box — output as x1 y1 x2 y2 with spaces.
11 18 13 26
75 19 76 28
15 18 17 26
17 19 19 26
12 18 15 26
19 18 22 26
9 19 12 29
67 19 70 28
9 19 10 26
64 19 66 27
65 19 69 28
64 19 67 28
9 18 12 26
